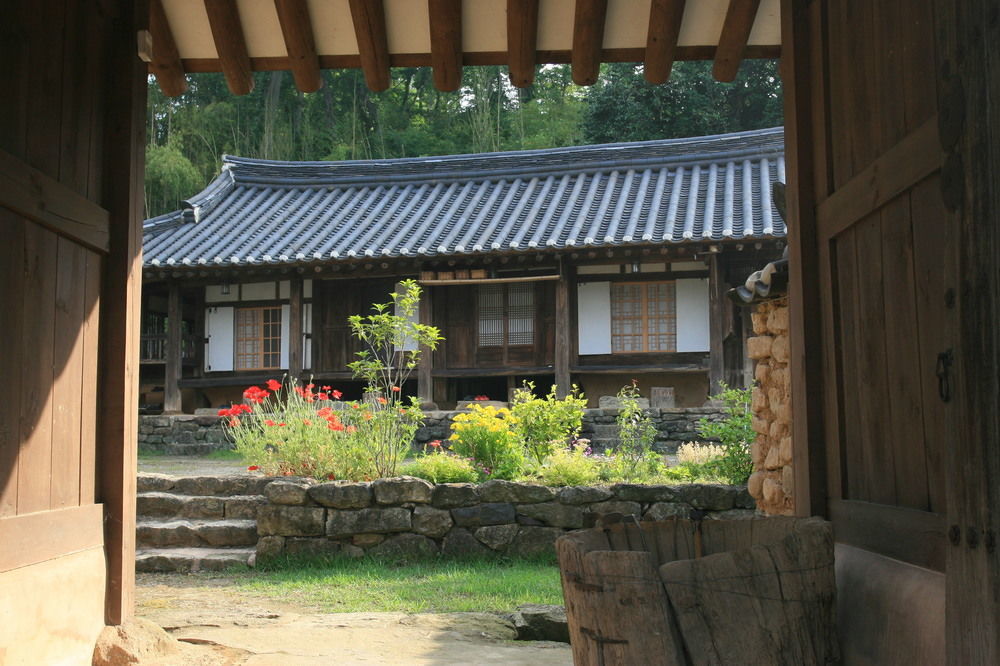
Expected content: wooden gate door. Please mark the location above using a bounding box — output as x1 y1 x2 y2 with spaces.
0 1 146 663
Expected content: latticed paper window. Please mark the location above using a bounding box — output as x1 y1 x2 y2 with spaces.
235 306 282 370
477 283 535 347
611 281 676 352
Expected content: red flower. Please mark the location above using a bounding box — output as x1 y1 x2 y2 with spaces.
247 465 260 471
265 419 277 427
390 386 401 392
306 383 315 390
377 396 388 405
318 392 328 401
279 422 287 427
429 440 442 448
228 417 241 427
363 412 373 421
317 407 333 418
217 408 229 417
327 473 336 480
322 385 331 391
346 425 357 434
332 390 343 400
328 422 344 431
243 386 269 404
351 402 360 410
303 419 312 426
266 379 282 391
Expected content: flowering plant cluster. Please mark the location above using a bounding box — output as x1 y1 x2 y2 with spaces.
447 404 525 480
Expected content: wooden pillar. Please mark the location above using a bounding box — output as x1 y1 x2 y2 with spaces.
97 0 146 626
708 252 729 395
288 275 303 380
781 0 827 519
163 282 182 414
554 262 573 398
417 287 434 407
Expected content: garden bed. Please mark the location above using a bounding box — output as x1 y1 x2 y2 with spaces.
255 477 756 561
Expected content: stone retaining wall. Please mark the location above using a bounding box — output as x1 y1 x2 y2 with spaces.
139 406 726 456
746 299 794 515
255 478 756 561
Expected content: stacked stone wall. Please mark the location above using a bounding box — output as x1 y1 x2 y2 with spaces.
256 478 756 560
138 415 227 454
746 299 794 514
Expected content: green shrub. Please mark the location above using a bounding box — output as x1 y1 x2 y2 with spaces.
403 445 479 483
448 404 524 480
698 384 755 485
509 382 587 465
613 381 659 480
534 444 602 486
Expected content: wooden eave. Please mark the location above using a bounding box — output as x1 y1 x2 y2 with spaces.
146 0 781 95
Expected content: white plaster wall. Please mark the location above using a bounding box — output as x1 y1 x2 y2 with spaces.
242 281 276 301
205 306 234 371
577 281 612 355
676 278 710 352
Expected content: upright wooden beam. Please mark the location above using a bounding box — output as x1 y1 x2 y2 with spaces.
417 287 434 407
99 0 146 625
288 275 303 380
163 282 182 414
507 0 539 88
428 0 462 92
571 0 607 86
713 0 761 82
204 0 254 95
274 0 322 93
148 0 187 96
644 0 686 85
554 263 573 398
780 0 826 519
707 253 728 395
348 0 390 92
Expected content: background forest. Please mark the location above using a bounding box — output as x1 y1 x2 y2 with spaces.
145 60 782 217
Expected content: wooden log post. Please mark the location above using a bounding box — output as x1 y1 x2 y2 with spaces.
554 263 572 398
417 287 434 408
288 275 303 381
163 282 182 414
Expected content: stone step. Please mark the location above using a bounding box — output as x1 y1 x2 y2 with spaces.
135 547 255 573
136 519 258 549
137 491 266 520
137 473 272 497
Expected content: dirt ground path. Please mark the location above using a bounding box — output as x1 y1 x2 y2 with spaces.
137 574 572 665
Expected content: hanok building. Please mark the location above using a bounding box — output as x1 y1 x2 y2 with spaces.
141 128 786 412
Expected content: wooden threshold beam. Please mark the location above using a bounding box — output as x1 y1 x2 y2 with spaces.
644 0 685 84
348 0 391 92
419 275 559 286
507 0 539 88
149 0 187 96
713 0 761 82
571 0 608 86
274 0 322 93
204 0 255 95
428 0 462 92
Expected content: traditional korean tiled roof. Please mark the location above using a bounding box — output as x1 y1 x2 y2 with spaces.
143 127 785 269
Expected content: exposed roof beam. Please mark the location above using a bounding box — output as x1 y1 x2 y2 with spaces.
348 0 390 92
204 0 254 95
273 0 321 93
571 0 608 86
644 0 686 85
507 0 539 88
149 0 187 96
713 0 761 82
428 0 463 91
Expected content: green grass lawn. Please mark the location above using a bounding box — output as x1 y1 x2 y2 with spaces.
232 555 564 613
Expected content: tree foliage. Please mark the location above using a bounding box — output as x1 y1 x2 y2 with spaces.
144 61 781 217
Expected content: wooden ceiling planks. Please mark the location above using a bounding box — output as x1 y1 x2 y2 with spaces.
203 0 254 95
713 0 762 82
149 0 187 96
428 0 463 91
348 0 391 92
644 0 686 84
571 0 608 86
507 0 539 88
273 0 321 93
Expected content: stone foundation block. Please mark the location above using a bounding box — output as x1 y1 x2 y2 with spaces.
373 476 434 504
257 505 326 536
308 481 372 509
326 507 411 537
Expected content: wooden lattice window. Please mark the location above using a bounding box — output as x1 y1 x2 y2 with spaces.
235 306 282 370
611 281 676 352
477 284 535 347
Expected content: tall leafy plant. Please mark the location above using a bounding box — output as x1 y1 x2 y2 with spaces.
510 382 587 464
697 383 755 485
613 381 659 480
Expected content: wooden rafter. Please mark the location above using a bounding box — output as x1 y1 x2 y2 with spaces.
274 0 321 93
149 0 187 96
507 0 539 88
348 0 390 92
571 0 608 86
204 0 254 95
713 0 761 82
644 0 686 84
428 0 462 91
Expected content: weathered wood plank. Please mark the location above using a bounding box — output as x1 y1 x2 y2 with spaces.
163 282 182 413
428 0 462 92
0 503 104 573
830 498 945 571
0 213 25 516
554 265 571 397
79 251 100 506
288 274 304 379
834 228 865 502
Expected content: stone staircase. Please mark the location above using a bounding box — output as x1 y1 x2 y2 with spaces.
135 474 269 572
585 424 619 453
